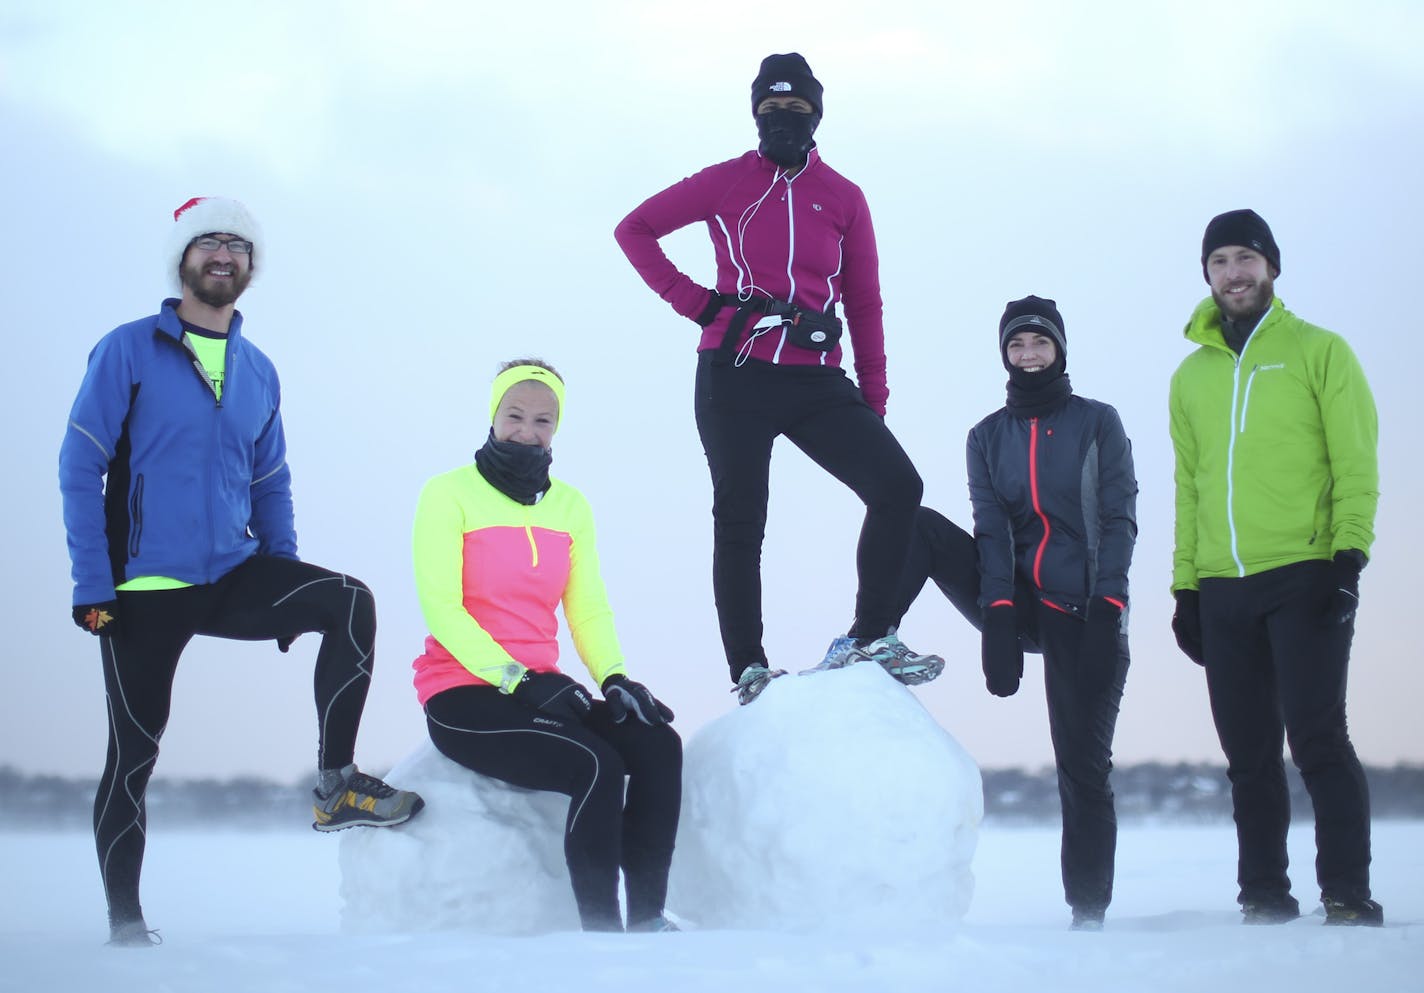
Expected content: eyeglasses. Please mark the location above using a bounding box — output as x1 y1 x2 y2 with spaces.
190 236 253 255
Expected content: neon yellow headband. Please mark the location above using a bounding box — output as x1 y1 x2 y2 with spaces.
489 365 565 426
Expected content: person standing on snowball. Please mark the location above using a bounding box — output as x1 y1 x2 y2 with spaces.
1170 210 1382 927
412 360 682 933
59 196 424 948
893 296 1137 931
615 52 943 706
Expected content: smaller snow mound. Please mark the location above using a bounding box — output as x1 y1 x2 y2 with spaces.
669 661 982 931
339 740 580 935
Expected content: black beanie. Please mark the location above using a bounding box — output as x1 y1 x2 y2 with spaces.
751 53 823 117
999 295 1066 354
1200 209 1281 282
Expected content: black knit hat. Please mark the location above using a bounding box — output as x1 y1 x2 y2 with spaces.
751 53 823 117
1000 295 1066 353
1201 209 1281 282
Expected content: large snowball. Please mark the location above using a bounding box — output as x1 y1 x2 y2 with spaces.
338 740 581 935
668 661 982 930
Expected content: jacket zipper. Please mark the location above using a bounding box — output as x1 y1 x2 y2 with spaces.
1028 417 1052 588
1223 315 1267 577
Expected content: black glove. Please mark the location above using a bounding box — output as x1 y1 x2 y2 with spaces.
73 600 120 637
1080 598 1124 691
1325 550 1365 625
601 674 675 725
1171 589 1204 666
512 670 593 722
981 604 1024 698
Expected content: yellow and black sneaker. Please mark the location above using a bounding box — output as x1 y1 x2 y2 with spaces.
1323 896 1384 927
1241 895 1300 925
312 765 424 832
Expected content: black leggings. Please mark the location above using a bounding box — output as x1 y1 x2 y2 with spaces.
694 352 923 681
425 685 682 931
94 554 376 926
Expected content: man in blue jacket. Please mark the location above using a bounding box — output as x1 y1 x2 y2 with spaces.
59 197 423 947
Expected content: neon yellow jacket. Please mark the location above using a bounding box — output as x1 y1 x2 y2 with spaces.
411 464 626 705
1169 296 1378 589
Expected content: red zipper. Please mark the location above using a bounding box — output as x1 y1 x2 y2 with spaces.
1029 417 1051 589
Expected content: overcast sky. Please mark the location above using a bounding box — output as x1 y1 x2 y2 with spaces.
2 0 1420 780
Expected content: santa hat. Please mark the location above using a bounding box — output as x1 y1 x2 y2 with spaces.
166 196 262 295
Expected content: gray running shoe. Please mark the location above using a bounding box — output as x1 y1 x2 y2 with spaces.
312 765 425 832
852 631 945 685
627 914 682 933
733 665 786 705
107 918 161 947
799 635 859 675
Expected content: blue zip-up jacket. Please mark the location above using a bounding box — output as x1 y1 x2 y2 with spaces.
59 300 296 605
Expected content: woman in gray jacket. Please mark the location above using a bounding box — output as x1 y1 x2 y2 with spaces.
894 295 1137 931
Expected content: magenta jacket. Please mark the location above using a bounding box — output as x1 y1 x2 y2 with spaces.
615 148 889 414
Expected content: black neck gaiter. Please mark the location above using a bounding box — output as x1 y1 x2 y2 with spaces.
1005 366 1073 420
757 109 819 168
474 429 552 505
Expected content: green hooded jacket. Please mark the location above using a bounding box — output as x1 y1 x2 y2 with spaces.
1169 296 1378 589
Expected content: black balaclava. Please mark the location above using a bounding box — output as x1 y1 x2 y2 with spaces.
751 53 823 169
474 429 552 505
998 295 1072 419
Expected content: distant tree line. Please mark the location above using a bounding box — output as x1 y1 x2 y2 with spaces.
2 763 1421 828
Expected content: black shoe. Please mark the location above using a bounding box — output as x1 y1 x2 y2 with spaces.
1070 907 1105 931
1241 895 1300 925
1323 896 1384 927
627 914 681 933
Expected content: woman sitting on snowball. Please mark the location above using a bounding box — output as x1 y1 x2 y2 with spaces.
410 359 682 933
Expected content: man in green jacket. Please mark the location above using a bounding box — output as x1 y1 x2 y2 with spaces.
1169 209 1382 927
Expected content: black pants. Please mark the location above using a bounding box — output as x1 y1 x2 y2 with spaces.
94 554 377 927
894 507 1126 912
694 352 923 681
425 685 683 931
1199 560 1372 905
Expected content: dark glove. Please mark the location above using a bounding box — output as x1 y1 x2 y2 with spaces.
981 604 1024 698
1325 550 1365 625
1080 598 1124 691
73 600 120 637
512 670 593 722
1171 589 1204 666
601 674 675 725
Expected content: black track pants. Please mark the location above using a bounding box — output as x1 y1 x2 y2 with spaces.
425 685 683 931
1038 606 1128 913
694 352 923 681
93 554 376 926
894 507 1125 911
1199 561 1372 905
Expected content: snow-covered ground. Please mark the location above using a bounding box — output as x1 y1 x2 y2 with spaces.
5 663 1421 991
3 820 1420 992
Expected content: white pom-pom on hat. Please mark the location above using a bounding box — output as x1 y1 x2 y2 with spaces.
166 196 262 295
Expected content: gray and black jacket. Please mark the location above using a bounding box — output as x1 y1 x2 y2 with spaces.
967 396 1138 619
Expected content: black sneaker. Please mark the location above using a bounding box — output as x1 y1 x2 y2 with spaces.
1323 896 1384 927
1241 895 1300 925
1070 907 1105 931
312 765 425 832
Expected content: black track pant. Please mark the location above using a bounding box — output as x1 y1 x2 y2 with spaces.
425 685 683 931
694 352 923 681
1199 560 1372 905
94 554 376 927
893 506 1126 912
